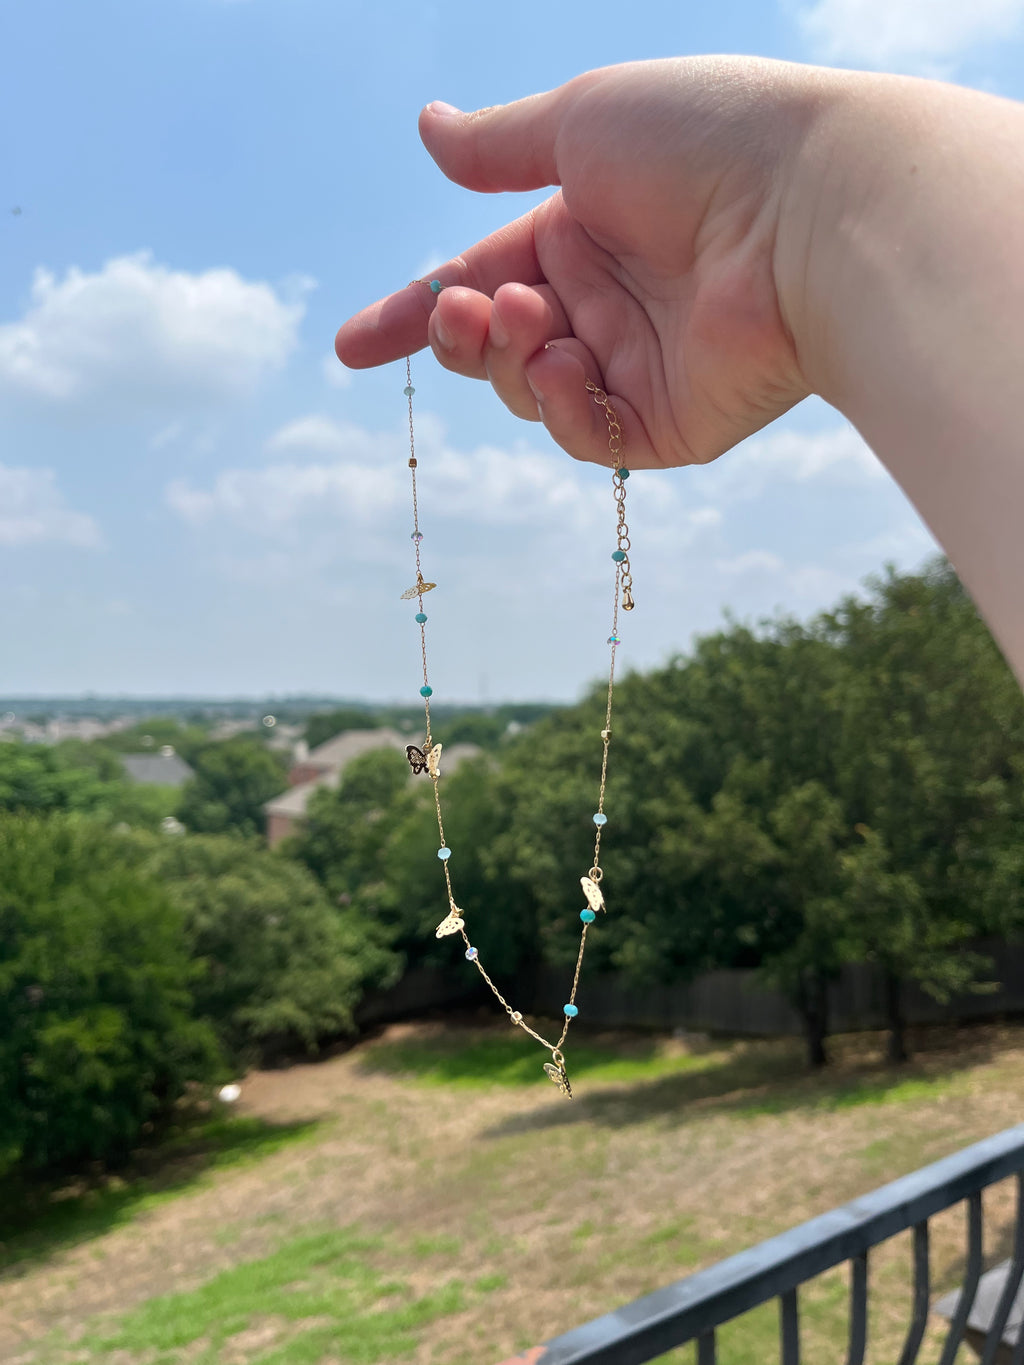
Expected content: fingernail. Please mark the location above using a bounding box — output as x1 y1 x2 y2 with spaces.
526 371 545 411
427 101 462 117
489 313 510 349
434 316 455 352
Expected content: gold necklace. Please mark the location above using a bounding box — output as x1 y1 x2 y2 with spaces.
400 284 634 1098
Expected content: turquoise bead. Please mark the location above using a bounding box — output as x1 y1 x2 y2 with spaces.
618 467 630 479
563 1003 579 1018
429 279 443 294
420 685 433 697
580 908 596 924
437 846 451 861
415 612 427 624
593 813 607 827
612 550 627 563
404 385 415 396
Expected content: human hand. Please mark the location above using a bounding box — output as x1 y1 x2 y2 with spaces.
335 57 839 468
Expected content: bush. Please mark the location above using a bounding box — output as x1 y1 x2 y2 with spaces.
178 738 287 838
142 834 399 1065
0 814 221 1177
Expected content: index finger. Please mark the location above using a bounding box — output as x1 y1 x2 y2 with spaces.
334 204 549 369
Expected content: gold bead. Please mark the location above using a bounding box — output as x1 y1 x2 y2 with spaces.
511 1011 523 1024
601 728 611 741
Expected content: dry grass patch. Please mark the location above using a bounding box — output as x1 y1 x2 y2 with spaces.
4 1019 1024 1364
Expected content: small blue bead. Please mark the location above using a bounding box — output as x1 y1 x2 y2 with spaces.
465 946 478 961
607 633 620 645
429 279 443 294
415 612 427 624
437 846 451 861
420 685 433 697
580 908 596 924
564 1003 579 1018
593 813 607 827
612 550 627 563
404 385 415 396
618 467 630 479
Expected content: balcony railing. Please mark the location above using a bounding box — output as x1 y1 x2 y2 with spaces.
497 1123 1024 1365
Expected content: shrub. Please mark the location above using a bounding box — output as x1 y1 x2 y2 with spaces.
142 834 399 1066
0 814 221 1177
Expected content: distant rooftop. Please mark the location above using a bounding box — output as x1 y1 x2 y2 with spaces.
120 752 195 787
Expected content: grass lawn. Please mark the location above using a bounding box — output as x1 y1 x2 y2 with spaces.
3 1017 1023 1364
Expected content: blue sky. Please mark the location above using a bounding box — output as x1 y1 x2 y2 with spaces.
2 0 1023 701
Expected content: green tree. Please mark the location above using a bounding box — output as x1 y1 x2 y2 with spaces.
178 738 287 837
289 747 412 899
141 834 398 1066
0 815 220 1176
0 741 177 830
94 718 211 763
819 560 1024 1058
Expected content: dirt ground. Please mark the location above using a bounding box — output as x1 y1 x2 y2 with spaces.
3 1020 1024 1364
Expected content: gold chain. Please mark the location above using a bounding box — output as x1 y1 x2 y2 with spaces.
400 316 634 1098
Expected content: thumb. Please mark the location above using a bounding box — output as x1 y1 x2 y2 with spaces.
418 87 570 194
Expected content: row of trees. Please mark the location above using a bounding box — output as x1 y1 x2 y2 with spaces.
285 561 1024 1067
3 557 1023 1178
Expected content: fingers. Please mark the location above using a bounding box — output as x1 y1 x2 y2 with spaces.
335 205 548 369
486 284 569 420
428 282 571 420
419 85 573 193
524 344 657 469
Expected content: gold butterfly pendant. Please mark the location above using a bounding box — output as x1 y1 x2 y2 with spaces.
400 578 436 601
434 911 465 938
580 875 605 913
406 742 442 777
543 1061 573 1098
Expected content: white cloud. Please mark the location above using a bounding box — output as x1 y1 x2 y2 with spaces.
716 550 785 576
705 423 882 502
0 466 102 549
0 252 308 413
163 417 887 601
797 0 1024 68
166 460 402 534
163 412 671 596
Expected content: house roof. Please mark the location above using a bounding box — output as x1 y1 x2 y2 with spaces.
264 773 339 819
120 752 195 787
302 727 409 770
264 736 483 821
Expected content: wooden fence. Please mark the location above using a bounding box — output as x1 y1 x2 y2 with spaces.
357 938 1024 1037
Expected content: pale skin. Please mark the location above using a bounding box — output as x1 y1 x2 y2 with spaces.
335 57 1024 683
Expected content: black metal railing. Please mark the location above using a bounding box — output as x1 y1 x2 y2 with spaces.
497 1124 1024 1365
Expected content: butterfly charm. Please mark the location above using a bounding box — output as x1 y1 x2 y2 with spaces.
543 1061 573 1098
400 578 436 601
435 911 465 938
580 876 606 913
406 742 442 777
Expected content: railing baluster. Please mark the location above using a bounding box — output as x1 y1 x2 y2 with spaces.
897 1220 931 1365
937 1190 984 1365
780 1288 800 1365
845 1252 868 1365
523 1128 1024 1365
980 1172 1024 1365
